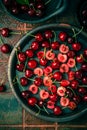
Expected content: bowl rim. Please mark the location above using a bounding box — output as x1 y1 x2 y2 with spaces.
8 23 87 122
1 0 68 24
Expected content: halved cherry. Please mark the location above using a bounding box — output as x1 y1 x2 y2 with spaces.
44 66 52 76
60 64 69 73
60 97 70 107
47 100 55 109
46 50 55 60
37 51 44 59
67 58 75 68
40 90 49 100
59 44 69 54
43 76 52 87
68 71 75 81
58 53 67 63
29 84 38 94
57 86 66 97
34 67 43 77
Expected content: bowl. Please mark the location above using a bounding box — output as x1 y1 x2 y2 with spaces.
1 0 67 24
8 23 87 122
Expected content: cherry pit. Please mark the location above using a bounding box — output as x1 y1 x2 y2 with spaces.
14 28 87 116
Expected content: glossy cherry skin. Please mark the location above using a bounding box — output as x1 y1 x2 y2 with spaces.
39 58 47 66
31 41 39 50
83 49 87 59
35 33 43 42
44 30 53 39
72 43 81 51
25 69 33 78
67 37 73 44
34 77 43 86
81 63 87 71
83 94 87 102
21 90 31 98
28 60 37 69
42 41 50 48
49 94 58 102
51 41 60 50
53 106 62 115
26 49 34 58
1 28 9 37
20 77 28 86
75 70 83 79
1 44 10 53
82 77 87 84
53 71 62 81
16 63 24 72
28 97 37 106
73 96 81 104
78 87 86 94
0 84 5 92
51 60 60 69
58 32 67 42
18 52 26 62
70 80 79 89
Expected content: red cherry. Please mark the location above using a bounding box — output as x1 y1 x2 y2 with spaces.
18 52 26 62
51 41 60 50
28 60 37 69
25 69 33 78
44 30 53 39
37 51 44 59
28 8 35 16
16 63 24 72
67 50 75 58
83 94 87 102
82 77 87 84
53 71 62 81
20 77 28 86
49 85 57 94
35 33 43 42
70 80 79 89
49 94 58 102
73 96 81 104
0 84 5 92
60 80 70 87
78 87 86 94
21 90 31 98
83 49 87 59
72 43 81 51
67 37 74 44
81 63 87 71
1 28 9 37
51 60 60 69
76 55 84 63
26 49 34 58
58 32 67 42
31 41 39 50
53 106 62 115
75 70 82 79
28 97 37 106
1 44 10 53
34 77 43 86
39 58 47 66
42 41 50 48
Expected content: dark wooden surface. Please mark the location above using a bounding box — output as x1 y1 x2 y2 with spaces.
0 0 87 130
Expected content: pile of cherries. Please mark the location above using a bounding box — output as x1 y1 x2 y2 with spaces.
3 0 48 17
15 29 87 116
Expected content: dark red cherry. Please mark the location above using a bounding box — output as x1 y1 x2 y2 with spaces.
31 41 39 50
21 4 29 12
20 77 28 86
53 71 62 81
28 97 37 106
28 9 35 16
76 55 84 63
82 77 87 84
0 84 5 92
34 77 43 86
38 100 44 107
18 52 26 62
67 37 74 44
11 6 19 14
83 94 87 102
75 70 83 79
67 50 75 58
73 96 81 104
66 89 73 98
51 41 60 50
26 49 34 58
28 60 37 69
53 106 62 115
16 63 24 72
35 33 43 42
72 43 81 51
44 30 53 39
36 2 45 10
1 44 10 53
21 90 31 98
70 80 79 89
58 32 67 42
42 41 50 48
78 87 86 94
40 58 47 66
51 60 60 69
83 49 87 59
1 28 9 37
81 63 87 71
25 69 33 78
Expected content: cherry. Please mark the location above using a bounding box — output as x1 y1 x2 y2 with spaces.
21 90 31 98
78 87 86 94
76 55 84 63
39 58 47 66
16 63 24 72
35 33 43 42
70 80 79 89
28 60 37 69
20 77 28 86
31 41 39 50
11 6 19 14
53 106 62 115
1 28 9 37
18 52 26 62
37 51 44 59
0 84 5 92
1 44 10 53
49 85 57 94
49 94 58 102
44 30 53 39
38 100 44 107
25 69 33 78
81 63 87 71
28 9 35 16
21 5 29 12
67 50 75 58
66 89 73 98
83 49 87 59
28 97 37 106
53 71 62 81
51 60 60 69
67 37 74 44
83 94 87 102
72 43 81 51
3 0 11 5
75 70 83 79
36 2 45 10
58 32 67 42
34 77 43 86
82 10 87 18
82 77 87 84
26 49 34 58
73 96 81 104
42 41 50 48
51 41 60 50
47 100 55 109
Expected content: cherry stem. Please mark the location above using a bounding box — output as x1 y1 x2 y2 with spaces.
15 48 20 64
0 36 4 44
10 32 22 35
67 86 76 96
79 85 87 87
28 78 35 82
43 47 46 59
62 107 67 110
72 28 77 42
52 30 57 42
43 105 49 114
23 57 28 72
35 104 41 116
72 26 83 38
45 0 51 5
